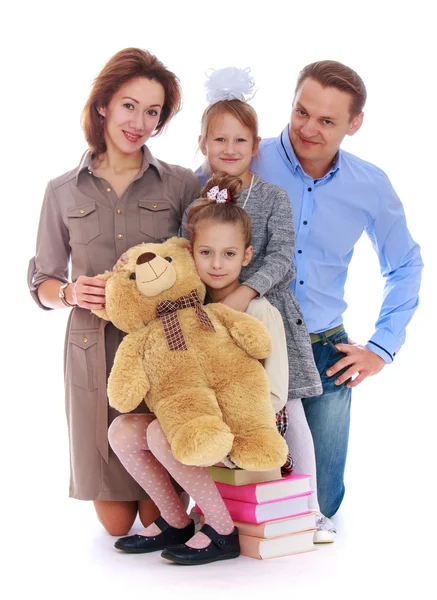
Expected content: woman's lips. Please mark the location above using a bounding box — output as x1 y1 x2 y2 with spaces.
123 131 142 143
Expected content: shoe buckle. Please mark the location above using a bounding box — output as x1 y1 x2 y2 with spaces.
216 537 229 549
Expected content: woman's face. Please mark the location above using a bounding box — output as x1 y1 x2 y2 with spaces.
99 77 165 155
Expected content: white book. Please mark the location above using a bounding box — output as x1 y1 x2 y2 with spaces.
239 529 316 560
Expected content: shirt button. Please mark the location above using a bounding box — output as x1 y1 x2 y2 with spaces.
83 337 88 343
296 319 303 325
79 210 85 214
88 170 92 175
299 280 304 285
117 234 124 240
307 187 312 192
152 203 158 209
303 220 308 225
116 209 122 214
297 249 302 254
106 187 112 193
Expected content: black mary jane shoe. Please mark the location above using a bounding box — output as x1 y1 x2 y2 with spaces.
114 516 194 554
161 523 240 565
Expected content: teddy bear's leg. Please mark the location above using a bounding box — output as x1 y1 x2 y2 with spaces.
217 373 289 471
154 388 234 467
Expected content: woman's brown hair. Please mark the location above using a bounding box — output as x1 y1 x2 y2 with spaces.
81 47 182 156
186 172 252 247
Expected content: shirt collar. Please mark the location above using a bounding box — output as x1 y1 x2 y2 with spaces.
278 124 342 179
75 145 163 186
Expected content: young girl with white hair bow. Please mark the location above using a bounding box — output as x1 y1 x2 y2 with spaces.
182 67 333 543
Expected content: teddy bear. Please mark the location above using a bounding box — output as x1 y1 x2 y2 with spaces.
93 237 288 470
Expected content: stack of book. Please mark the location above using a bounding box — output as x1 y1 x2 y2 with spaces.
201 466 316 560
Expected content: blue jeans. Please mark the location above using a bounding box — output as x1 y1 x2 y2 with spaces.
302 327 351 518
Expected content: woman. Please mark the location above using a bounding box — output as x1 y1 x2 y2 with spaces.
28 48 201 535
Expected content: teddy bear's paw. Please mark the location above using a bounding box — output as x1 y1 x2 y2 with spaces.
108 397 142 414
230 323 272 360
229 429 289 471
171 416 234 467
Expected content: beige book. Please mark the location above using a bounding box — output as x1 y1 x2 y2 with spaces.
208 466 282 486
239 529 316 560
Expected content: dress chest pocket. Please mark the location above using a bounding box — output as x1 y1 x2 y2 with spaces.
67 202 100 245
138 199 171 241
69 329 99 391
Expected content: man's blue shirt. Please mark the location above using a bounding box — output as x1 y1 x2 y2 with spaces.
251 126 423 363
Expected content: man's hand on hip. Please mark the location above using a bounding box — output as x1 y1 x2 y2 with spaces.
326 343 386 388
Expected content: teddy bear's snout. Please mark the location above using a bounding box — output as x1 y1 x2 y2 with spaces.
137 252 156 265
134 251 178 297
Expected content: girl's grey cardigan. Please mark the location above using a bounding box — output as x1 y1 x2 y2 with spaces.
181 176 322 399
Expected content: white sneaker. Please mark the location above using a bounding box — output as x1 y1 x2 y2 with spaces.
313 512 336 544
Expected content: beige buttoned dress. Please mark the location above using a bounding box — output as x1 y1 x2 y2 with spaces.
28 146 202 500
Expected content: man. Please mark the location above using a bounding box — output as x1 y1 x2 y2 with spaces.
251 60 423 540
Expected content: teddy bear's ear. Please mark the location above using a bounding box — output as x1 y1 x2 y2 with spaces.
166 236 191 250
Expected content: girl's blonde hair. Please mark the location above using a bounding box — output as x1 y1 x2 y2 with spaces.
186 172 252 247
199 99 259 147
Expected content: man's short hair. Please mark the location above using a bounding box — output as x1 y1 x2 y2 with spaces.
296 60 367 116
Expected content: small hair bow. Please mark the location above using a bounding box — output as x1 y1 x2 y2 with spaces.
206 186 231 203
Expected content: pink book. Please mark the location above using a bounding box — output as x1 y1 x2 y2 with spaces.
196 492 312 524
215 473 311 504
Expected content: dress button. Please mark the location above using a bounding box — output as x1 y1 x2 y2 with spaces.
116 209 122 214
303 220 308 225
307 187 312 192
117 234 124 240
297 249 302 254
299 280 304 285
296 319 303 325
106 187 112 193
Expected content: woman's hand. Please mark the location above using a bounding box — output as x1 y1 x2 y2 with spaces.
221 285 257 313
69 276 106 310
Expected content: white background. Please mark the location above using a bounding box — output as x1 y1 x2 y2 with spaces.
1 1 435 599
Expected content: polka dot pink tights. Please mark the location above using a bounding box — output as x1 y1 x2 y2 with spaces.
108 414 234 549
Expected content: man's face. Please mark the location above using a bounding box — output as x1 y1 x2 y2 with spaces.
290 78 363 170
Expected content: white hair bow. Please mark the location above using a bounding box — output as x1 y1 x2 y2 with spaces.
206 186 230 203
205 67 256 104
